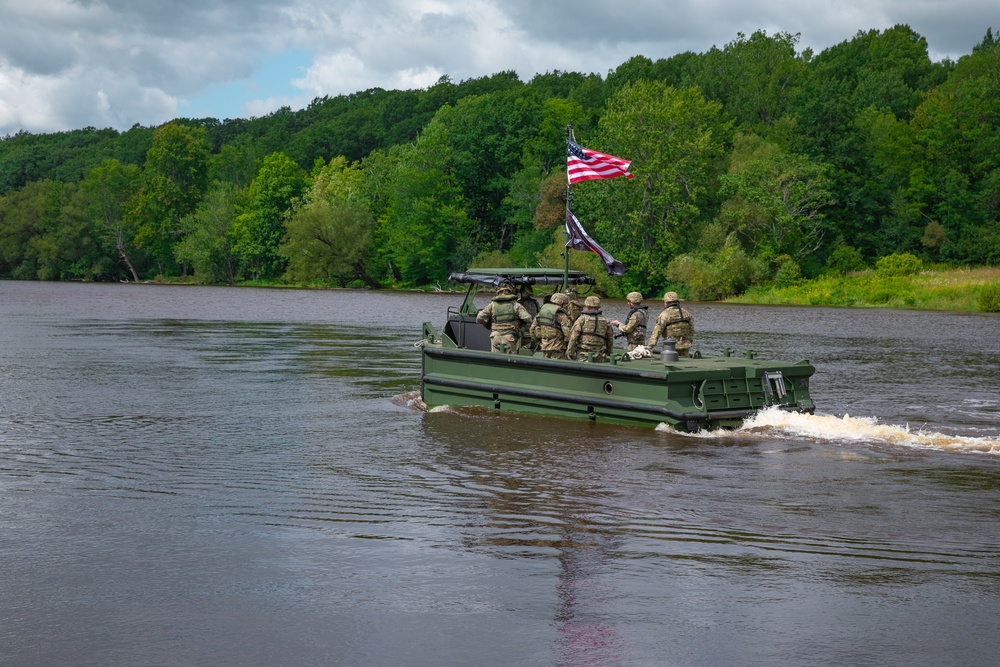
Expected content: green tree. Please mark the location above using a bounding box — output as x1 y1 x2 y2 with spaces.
0 180 108 280
111 123 155 166
355 147 404 285
281 199 376 287
606 56 657 94
875 251 922 276
175 183 241 284
439 89 539 251
210 137 262 190
825 244 867 275
80 159 143 281
907 37 1000 263
130 123 210 275
382 120 473 285
790 25 948 260
230 152 308 280
576 82 728 291
281 157 378 286
696 30 808 131
521 97 588 176
500 96 592 265
718 134 835 261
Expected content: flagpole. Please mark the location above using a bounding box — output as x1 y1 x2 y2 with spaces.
564 127 630 279
563 124 574 293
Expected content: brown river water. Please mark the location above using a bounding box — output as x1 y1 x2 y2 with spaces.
1 281 998 666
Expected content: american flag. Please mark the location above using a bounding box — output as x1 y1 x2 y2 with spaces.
566 140 633 184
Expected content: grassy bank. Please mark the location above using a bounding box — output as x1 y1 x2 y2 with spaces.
728 266 1000 312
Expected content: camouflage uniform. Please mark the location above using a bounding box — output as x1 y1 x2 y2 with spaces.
567 296 615 362
518 286 540 318
616 292 648 351
647 291 694 357
530 294 574 359
564 290 583 324
476 291 532 354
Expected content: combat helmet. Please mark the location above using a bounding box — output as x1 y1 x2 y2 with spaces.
626 291 643 304
497 280 515 295
663 291 680 303
584 295 601 309
550 292 569 306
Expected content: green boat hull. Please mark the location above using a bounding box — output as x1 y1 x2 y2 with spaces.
420 335 815 432
419 268 816 432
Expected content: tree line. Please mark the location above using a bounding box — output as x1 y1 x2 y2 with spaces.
1 25 998 299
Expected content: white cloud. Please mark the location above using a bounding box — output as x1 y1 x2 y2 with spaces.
0 0 996 135
294 50 369 97
391 66 447 91
289 1 519 96
243 95 310 119
0 56 184 134
0 60 75 133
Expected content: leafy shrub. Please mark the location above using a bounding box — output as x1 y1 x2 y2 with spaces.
664 255 713 298
665 235 763 300
875 252 922 277
696 221 728 255
508 228 553 267
825 245 867 275
979 283 1000 312
774 255 802 287
921 221 948 249
469 249 514 269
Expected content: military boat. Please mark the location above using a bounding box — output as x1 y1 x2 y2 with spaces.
419 268 816 432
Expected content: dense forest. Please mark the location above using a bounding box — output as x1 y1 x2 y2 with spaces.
1 25 998 298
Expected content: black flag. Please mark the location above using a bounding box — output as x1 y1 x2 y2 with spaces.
565 208 627 276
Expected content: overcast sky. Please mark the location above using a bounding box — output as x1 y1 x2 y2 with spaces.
0 0 994 137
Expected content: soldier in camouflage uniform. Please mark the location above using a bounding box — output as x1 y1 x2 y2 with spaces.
566 295 615 362
476 281 533 354
564 289 583 324
530 292 574 359
517 285 540 318
647 291 694 357
611 291 648 351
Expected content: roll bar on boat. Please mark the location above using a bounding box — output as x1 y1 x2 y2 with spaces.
448 268 596 318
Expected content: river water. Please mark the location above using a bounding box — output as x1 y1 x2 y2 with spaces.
1 281 998 667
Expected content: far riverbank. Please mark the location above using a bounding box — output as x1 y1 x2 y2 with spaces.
727 266 1000 312
64 264 1000 313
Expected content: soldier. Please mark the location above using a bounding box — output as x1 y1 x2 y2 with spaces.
611 291 648 351
517 284 540 318
647 291 694 357
566 295 615 362
476 280 533 353
564 288 583 324
530 292 574 359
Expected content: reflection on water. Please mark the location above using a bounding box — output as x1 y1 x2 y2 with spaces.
416 408 1000 665
1 282 1000 666
418 408 999 568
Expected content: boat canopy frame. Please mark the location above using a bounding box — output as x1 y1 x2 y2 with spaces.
448 268 597 318
448 268 596 288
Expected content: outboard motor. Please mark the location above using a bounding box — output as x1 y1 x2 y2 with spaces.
660 338 679 362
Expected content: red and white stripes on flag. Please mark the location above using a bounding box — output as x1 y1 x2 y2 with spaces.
566 140 633 184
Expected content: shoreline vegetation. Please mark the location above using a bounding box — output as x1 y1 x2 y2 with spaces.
727 265 1000 313
94 263 1000 314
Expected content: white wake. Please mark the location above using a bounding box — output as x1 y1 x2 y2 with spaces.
734 406 1000 455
